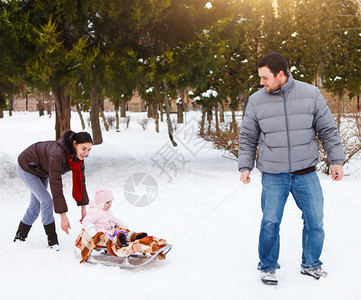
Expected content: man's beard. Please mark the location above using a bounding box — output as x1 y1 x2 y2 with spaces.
265 83 282 93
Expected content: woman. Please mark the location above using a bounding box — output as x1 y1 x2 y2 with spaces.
14 130 93 250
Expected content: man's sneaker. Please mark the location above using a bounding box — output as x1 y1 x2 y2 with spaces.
301 266 327 280
260 270 278 285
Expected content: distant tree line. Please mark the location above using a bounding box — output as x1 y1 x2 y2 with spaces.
0 0 360 144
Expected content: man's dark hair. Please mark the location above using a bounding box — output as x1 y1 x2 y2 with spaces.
257 53 288 77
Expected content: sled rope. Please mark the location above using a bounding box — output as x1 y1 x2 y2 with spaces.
172 184 245 244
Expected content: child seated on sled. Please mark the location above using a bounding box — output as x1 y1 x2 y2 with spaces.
82 186 147 247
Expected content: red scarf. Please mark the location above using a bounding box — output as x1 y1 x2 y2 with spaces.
66 153 83 202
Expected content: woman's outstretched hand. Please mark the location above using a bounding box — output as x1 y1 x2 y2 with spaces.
60 213 71 234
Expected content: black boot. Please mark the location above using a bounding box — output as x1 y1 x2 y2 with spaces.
116 233 128 247
134 232 147 240
43 222 59 248
14 221 32 242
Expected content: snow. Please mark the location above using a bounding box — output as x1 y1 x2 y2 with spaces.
205 2 212 9
1 111 361 300
237 18 247 24
202 89 218 98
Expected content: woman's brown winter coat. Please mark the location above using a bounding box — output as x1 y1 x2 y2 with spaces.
18 137 89 213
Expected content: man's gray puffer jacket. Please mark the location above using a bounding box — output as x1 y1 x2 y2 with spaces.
238 72 345 174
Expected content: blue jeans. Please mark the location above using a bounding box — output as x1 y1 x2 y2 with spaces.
258 171 325 271
17 164 55 226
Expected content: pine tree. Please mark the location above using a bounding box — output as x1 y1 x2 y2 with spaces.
0 1 32 117
322 0 361 115
4 0 93 138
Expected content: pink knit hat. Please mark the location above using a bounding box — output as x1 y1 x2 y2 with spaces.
95 186 114 209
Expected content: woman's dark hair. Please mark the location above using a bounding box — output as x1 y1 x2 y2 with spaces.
257 52 288 77
73 131 93 144
63 130 93 159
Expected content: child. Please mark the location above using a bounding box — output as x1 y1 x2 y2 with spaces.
82 186 147 247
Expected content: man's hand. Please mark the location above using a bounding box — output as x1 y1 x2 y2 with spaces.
240 170 251 184
60 213 71 234
332 164 343 181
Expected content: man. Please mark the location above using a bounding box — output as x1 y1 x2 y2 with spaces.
238 53 344 285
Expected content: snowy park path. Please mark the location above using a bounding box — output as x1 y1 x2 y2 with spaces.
1 112 361 300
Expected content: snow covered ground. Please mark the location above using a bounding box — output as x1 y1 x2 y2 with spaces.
1 111 361 300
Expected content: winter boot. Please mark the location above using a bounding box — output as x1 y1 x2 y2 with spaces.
301 266 328 280
115 232 128 247
132 232 148 241
14 221 32 242
126 231 148 242
260 270 278 286
44 222 60 250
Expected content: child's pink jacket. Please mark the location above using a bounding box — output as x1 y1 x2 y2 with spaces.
82 201 127 236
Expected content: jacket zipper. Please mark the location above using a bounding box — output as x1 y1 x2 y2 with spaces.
282 90 292 172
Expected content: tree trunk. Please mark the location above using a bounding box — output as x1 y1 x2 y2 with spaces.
100 107 109 131
207 110 212 136
120 100 126 118
38 100 44 117
219 101 225 123
53 84 71 139
76 103 86 130
177 92 184 124
115 101 120 132
357 94 360 112
177 103 184 124
147 103 152 118
240 93 247 116
9 98 13 117
215 104 219 133
231 109 236 123
47 98 52 117
152 102 159 133
185 89 189 112
160 104 164 122
90 87 102 145
0 92 4 118
231 109 237 133
38 94 45 116
200 109 206 136
336 93 342 128
55 106 60 139
163 81 177 147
